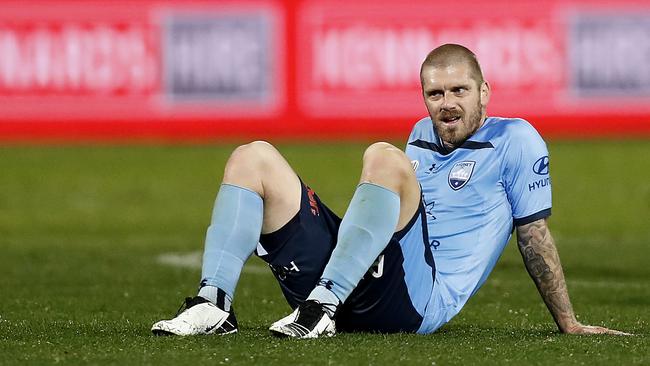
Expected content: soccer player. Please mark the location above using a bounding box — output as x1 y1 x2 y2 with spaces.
152 44 628 337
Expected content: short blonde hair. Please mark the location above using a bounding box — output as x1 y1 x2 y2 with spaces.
420 44 484 84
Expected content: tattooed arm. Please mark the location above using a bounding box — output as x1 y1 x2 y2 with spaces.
516 218 629 335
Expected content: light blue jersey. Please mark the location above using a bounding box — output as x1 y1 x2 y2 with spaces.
405 116 552 333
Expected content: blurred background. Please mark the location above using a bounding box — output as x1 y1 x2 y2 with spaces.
1 1 649 363
0 0 648 142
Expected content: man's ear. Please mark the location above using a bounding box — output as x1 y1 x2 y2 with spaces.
480 81 491 107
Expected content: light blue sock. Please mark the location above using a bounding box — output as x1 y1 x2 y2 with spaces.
309 183 400 306
200 184 263 299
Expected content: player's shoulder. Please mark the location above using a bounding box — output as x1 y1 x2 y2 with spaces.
482 116 544 144
411 116 433 133
408 116 435 141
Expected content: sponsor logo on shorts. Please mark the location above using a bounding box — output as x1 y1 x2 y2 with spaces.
269 260 300 281
448 161 475 190
306 186 320 216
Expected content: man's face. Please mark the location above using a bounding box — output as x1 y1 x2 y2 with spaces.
420 63 490 148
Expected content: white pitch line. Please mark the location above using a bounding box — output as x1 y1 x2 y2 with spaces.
156 251 269 275
157 251 201 268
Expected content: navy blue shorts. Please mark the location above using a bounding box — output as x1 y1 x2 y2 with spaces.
258 182 435 333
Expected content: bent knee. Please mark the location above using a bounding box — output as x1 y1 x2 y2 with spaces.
231 140 275 160
363 142 400 157
227 140 281 168
224 141 278 178
363 142 410 169
362 142 413 180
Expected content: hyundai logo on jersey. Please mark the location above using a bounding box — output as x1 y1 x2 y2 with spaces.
533 156 550 175
448 161 476 190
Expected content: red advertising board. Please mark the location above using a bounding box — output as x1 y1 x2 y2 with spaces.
0 0 649 141
0 1 284 121
299 1 568 118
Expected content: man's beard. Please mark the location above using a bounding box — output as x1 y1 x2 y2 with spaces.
435 101 483 148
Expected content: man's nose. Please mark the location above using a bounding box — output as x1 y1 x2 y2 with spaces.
441 93 457 110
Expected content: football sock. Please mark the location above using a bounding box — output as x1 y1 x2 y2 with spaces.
309 182 400 310
198 286 232 312
200 184 263 301
306 283 341 318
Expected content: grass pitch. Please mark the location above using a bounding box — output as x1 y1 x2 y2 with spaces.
0 141 648 365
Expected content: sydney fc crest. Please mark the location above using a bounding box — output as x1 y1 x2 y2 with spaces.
448 161 476 190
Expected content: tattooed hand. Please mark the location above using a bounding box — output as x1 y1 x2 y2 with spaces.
515 219 631 335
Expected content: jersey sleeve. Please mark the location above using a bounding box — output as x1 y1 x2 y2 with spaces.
405 124 417 151
502 120 552 226
404 117 431 159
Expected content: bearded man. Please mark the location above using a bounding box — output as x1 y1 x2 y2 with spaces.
152 44 627 338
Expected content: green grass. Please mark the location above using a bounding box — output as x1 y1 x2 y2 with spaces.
0 141 648 365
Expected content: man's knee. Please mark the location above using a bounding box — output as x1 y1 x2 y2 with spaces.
224 141 278 181
362 143 420 230
362 142 414 182
229 140 275 164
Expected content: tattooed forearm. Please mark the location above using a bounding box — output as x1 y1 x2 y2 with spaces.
516 219 577 331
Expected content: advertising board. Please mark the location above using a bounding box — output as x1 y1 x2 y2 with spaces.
0 0 648 140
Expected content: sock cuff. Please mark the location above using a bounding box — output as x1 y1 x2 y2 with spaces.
219 183 263 202
215 288 232 312
356 182 399 197
307 283 341 318
198 284 233 312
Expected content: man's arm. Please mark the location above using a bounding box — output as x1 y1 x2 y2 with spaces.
515 218 630 335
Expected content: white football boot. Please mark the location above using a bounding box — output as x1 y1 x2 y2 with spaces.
152 296 238 336
269 300 336 338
